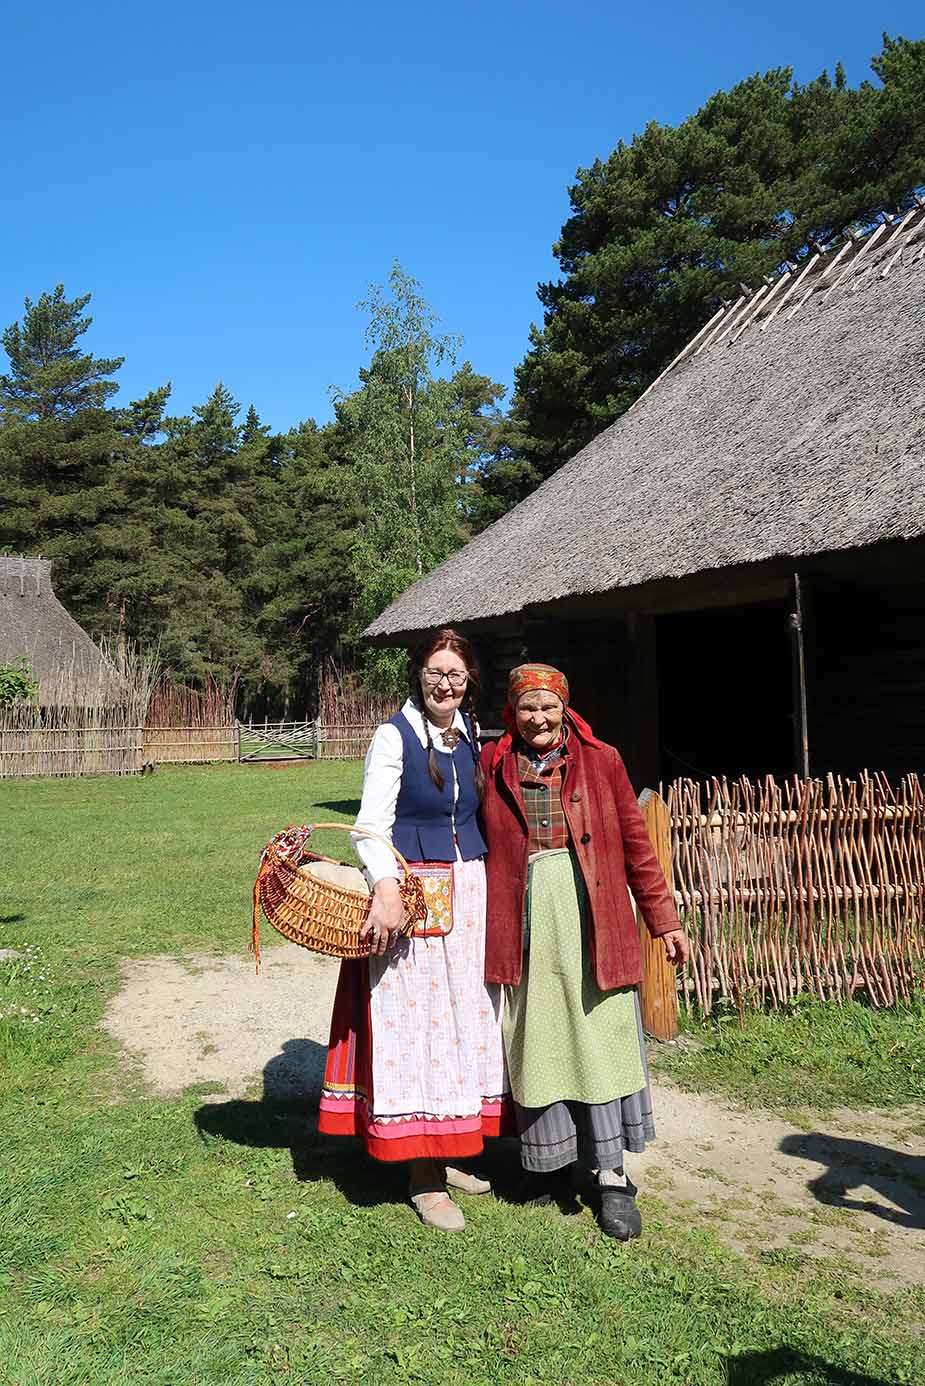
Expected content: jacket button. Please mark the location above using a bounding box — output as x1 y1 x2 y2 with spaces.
571 791 582 802
580 832 591 844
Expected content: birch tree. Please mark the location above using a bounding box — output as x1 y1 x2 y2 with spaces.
335 264 501 689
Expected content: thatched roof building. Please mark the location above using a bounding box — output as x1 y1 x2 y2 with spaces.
367 205 925 785
0 555 107 703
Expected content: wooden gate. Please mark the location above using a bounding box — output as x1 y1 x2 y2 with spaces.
237 720 319 761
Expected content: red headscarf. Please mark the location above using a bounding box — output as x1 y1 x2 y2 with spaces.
488 662 603 770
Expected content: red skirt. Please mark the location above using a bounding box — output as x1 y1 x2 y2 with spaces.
317 956 511 1162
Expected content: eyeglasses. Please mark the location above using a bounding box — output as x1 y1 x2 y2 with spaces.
422 669 469 688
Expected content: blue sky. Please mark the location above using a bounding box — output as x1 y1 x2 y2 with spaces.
1 1 921 431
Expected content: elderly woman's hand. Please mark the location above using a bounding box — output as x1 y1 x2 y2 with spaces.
661 929 689 966
361 878 406 956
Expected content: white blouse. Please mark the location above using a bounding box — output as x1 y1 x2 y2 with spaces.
351 699 473 885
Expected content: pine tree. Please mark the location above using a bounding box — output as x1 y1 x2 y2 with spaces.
0 284 123 421
491 35 925 506
116 383 267 685
250 420 360 711
0 287 132 627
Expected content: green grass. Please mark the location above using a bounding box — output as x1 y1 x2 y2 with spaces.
654 994 925 1112
1 764 924 1385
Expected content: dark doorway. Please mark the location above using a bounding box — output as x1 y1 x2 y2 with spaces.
657 601 794 782
809 576 925 777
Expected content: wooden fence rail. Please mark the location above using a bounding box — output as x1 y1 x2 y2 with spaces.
0 725 145 778
667 773 925 1014
143 725 238 765
636 789 679 1040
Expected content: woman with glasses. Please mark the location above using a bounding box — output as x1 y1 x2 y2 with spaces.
318 628 508 1230
480 664 688 1240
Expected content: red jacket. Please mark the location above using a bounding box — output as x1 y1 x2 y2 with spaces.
480 736 679 990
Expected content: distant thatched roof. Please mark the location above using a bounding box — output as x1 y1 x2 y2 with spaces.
367 204 925 641
0 556 107 701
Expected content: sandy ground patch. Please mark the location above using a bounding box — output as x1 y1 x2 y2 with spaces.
103 943 340 1102
102 946 925 1285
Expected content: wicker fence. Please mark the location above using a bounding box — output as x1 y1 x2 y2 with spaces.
667 774 925 1014
0 667 240 778
143 676 238 766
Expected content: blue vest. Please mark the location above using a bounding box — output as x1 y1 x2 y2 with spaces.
389 710 486 863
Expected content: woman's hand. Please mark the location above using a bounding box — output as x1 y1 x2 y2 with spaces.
661 929 689 966
361 878 406 956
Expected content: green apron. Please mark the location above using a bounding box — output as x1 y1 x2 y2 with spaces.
503 848 645 1108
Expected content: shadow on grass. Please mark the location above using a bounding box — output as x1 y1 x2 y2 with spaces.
725 1346 894 1384
0 914 26 925
779 1132 925 1230
194 1035 520 1209
315 799 362 817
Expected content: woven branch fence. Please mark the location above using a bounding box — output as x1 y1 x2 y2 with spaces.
668 774 925 1014
318 723 379 759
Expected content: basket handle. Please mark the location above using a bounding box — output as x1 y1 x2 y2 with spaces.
306 822 414 880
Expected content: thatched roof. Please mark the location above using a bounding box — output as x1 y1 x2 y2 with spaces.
0 556 106 701
367 205 925 641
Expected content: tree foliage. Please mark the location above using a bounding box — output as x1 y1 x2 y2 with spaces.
0 287 360 710
0 659 38 708
0 274 498 709
477 33 925 518
334 264 503 689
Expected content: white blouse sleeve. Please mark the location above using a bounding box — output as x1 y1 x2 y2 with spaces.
350 723 404 885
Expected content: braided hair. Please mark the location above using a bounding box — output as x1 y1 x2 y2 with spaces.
408 628 484 797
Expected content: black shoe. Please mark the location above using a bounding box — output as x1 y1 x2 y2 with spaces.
598 1179 642 1240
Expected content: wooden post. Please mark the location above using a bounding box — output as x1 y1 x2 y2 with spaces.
636 788 679 1040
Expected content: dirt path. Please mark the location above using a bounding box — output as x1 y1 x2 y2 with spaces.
102 946 925 1286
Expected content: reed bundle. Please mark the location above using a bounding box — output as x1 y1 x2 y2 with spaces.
317 664 393 760
143 673 239 764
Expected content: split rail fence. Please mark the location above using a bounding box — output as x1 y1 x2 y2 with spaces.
664 774 925 1016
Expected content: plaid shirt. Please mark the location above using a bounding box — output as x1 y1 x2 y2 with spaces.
517 740 570 853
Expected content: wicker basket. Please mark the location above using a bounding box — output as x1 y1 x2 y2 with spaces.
251 822 428 970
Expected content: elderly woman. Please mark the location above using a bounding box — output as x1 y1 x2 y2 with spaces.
480 663 688 1240
318 629 508 1231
